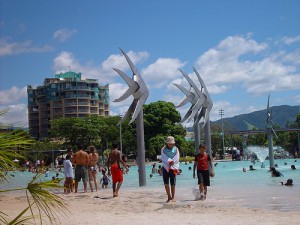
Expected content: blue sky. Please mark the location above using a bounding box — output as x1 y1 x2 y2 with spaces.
0 0 300 128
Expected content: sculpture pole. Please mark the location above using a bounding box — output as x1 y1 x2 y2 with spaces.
194 115 200 154
113 48 149 187
136 110 146 186
266 94 276 168
204 116 212 159
267 126 275 168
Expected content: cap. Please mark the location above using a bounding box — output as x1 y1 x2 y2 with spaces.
166 136 175 144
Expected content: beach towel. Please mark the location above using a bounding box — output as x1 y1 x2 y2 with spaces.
161 146 179 172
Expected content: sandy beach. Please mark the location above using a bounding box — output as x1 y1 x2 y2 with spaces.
1 186 299 225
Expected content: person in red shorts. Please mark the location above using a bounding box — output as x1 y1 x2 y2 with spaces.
193 144 215 201
107 142 128 197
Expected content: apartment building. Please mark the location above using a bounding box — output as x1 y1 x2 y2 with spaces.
27 71 109 140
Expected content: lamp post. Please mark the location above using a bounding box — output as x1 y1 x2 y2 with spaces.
219 109 225 159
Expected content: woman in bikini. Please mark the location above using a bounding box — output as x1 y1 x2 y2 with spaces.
88 145 99 192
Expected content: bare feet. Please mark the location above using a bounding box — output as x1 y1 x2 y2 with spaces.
113 192 118 197
172 198 176 202
166 198 172 203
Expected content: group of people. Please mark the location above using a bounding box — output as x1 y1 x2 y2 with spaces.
160 136 214 202
241 160 296 187
63 142 128 198
61 136 215 203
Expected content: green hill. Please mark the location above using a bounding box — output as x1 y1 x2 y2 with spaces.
213 105 299 130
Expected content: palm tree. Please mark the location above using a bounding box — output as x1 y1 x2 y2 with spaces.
0 110 68 224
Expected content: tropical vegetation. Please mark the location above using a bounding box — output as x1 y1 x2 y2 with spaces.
0 110 68 225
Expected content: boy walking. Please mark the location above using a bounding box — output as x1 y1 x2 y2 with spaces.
193 144 214 200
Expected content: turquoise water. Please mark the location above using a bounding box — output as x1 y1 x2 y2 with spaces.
2 158 300 211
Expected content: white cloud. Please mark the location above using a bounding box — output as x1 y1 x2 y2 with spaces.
194 35 268 85
0 37 53 56
0 86 27 104
282 35 300 45
109 82 133 109
142 58 186 88
53 28 77 42
0 103 28 127
191 35 300 96
53 50 149 84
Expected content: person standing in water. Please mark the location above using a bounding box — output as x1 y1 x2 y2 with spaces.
107 142 128 197
193 144 214 201
161 136 180 203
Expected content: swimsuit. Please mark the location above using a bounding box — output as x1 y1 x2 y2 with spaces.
103 175 109 185
111 163 123 184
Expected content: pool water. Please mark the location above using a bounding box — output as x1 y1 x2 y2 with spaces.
2 158 300 211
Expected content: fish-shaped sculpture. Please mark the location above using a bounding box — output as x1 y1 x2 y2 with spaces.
193 68 213 128
174 69 205 124
174 68 214 127
113 48 150 125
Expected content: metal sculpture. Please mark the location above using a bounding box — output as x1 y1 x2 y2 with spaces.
174 68 213 157
266 94 277 168
113 48 149 186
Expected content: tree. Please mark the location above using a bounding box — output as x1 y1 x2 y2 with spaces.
287 114 300 157
49 116 107 148
0 110 68 224
143 101 187 159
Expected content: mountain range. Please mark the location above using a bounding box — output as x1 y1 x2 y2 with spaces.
212 105 300 131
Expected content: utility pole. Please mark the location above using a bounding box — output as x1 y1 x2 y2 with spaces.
219 109 225 159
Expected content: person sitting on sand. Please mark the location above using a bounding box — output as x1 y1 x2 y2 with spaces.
281 179 293 186
107 142 128 197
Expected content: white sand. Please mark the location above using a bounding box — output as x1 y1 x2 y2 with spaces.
1 187 299 225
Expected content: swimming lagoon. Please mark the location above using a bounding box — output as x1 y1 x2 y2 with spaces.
2 158 300 212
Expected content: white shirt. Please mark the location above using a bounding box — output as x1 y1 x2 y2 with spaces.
63 159 73 178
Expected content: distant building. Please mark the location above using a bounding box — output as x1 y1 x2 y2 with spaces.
27 71 109 140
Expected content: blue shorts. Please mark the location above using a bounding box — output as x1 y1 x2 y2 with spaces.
162 167 176 186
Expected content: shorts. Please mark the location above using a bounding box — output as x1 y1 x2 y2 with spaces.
162 167 176 186
75 165 88 182
111 163 123 184
197 170 210 186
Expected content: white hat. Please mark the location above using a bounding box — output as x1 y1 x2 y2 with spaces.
166 136 175 144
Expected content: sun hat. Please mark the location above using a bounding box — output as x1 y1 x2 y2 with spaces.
166 136 175 144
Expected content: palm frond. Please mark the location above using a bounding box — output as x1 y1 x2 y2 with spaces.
7 204 36 225
26 174 69 224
